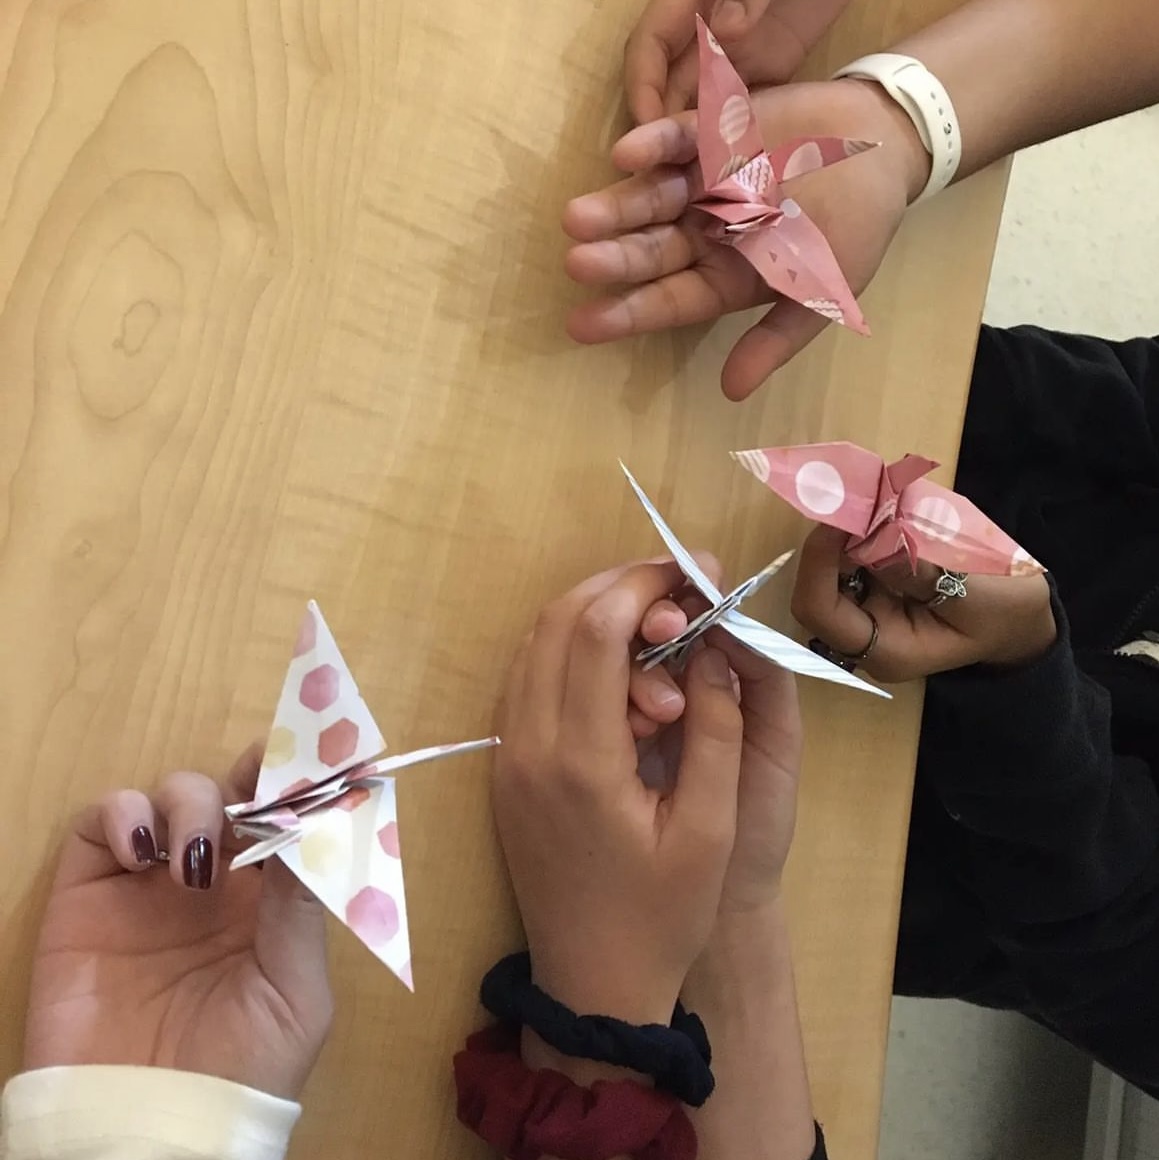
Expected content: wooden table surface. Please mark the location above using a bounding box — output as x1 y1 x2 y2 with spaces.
0 1 1006 1156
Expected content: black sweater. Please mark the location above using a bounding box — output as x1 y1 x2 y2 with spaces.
896 325 1159 1095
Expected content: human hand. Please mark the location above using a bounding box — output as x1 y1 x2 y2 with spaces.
625 0 854 123
790 525 1057 683
637 595 803 916
563 79 929 400
492 560 744 1027
22 746 333 1100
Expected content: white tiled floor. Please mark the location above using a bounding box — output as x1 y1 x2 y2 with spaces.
878 106 1159 1160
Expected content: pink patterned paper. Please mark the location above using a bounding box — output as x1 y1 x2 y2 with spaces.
225 601 499 991
692 16 876 333
732 443 1045 576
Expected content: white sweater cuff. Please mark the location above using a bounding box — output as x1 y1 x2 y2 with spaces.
1 1066 301 1160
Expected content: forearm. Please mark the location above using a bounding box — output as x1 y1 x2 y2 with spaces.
920 594 1159 924
682 901 815 1160
889 0 1159 194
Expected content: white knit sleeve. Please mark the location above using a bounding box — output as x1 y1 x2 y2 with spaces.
1 1067 301 1160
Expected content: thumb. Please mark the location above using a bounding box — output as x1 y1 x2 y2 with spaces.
711 0 771 38
722 301 829 400
670 647 743 839
254 856 332 1020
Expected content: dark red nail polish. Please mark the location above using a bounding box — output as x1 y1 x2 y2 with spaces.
182 836 214 890
130 825 157 865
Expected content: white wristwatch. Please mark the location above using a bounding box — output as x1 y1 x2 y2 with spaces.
831 53 960 203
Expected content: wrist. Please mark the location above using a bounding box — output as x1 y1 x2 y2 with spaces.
529 950 680 1029
683 898 790 1018
836 78 931 206
990 605 1059 669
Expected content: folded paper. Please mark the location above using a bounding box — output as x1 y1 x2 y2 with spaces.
692 14 875 334
621 462 888 698
226 601 498 990
732 442 1045 575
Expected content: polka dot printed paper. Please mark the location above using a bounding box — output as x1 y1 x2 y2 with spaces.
732 443 1046 576
692 15 877 336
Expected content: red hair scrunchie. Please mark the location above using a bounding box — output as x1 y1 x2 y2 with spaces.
454 1023 698 1160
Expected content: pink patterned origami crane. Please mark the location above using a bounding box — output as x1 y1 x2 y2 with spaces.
226 601 498 991
732 442 1045 576
692 15 875 333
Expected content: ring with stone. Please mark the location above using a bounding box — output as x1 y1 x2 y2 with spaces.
838 567 869 605
926 569 968 609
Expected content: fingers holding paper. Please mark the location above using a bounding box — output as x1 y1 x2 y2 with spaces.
493 561 744 1024
791 525 1058 681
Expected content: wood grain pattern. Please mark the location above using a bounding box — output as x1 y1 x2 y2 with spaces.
0 1 1004 1156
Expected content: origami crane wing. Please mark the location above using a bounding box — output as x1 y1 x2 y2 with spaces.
733 443 1045 576
227 601 498 991
695 15 766 191
621 462 888 698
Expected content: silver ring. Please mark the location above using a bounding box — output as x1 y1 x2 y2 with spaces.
847 610 879 662
807 609 879 672
927 569 968 609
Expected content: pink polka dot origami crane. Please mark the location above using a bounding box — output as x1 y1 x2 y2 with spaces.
225 601 498 991
732 442 1046 576
691 14 877 334
621 462 888 698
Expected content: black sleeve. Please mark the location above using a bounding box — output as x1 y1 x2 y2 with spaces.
917 588 1159 1091
810 1123 827 1160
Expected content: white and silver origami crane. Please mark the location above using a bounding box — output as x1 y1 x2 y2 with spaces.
621 462 888 698
226 601 499 990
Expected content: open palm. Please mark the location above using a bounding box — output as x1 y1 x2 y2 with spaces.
563 79 912 399
22 762 332 1101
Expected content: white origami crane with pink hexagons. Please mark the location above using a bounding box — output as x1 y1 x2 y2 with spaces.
226 601 498 990
732 442 1046 576
692 14 876 334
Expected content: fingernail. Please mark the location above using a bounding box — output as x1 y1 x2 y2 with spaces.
656 687 684 709
712 0 747 33
182 836 214 890
130 825 157 865
701 649 733 688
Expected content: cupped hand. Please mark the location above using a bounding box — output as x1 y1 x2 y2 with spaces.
23 746 333 1100
492 560 744 1025
625 0 855 123
790 525 1057 682
563 79 928 399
